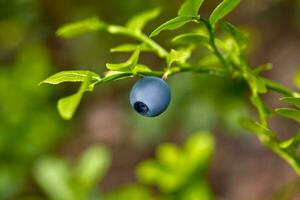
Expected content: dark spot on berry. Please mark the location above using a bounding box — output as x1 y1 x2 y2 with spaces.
134 101 149 114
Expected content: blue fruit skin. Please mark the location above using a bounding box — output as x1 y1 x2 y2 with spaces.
130 77 171 117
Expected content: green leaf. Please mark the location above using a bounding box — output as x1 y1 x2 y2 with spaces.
40 70 100 85
104 185 152 200
126 8 161 31
58 76 93 120
34 158 73 200
254 63 273 74
56 17 106 39
250 95 269 126
184 132 214 166
281 97 300 109
294 71 300 89
280 132 300 151
58 93 82 120
178 0 204 17
150 16 195 37
167 48 191 67
156 143 182 168
132 64 152 74
40 71 99 120
172 33 209 46
209 0 240 26
74 145 111 192
110 43 152 53
136 160 161 185
244 72 267 96
276 108 300 122
106 48 140 71
220 21 247 50
239 118 274 138
262 78 297 97
107 25 168 57
102 71 133 83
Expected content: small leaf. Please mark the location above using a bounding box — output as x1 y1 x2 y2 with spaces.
279 138 295 149
244 72 267 96
40 70 100 85
74 145 111 192
102 71 133 82
184 132 214 166
276 108 300 122
56 17 106 39
156 143 182 168
280 132 300 151
106 48 140 71
220 21 247 50
58 93 82 120
262 78 297 97
281 97 300 109
126 8 161 31
136 160 161 184
107 25 168 57
58 76 93 120
254 63 273 74
132 64 152 74
209 0 240 26
167 48 191 67
178 0 204 17
110 43 152 53
294 71 300 89
250 95 269 127
34 158 73 200
150 16 195 38
172 33 209 46
239 118 274 138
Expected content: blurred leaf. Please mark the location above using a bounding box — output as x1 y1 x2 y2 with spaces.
40 70 100 85
167 48 191 67
172 33 209 46
240 118 275 139
179 181 213 200
102 71 133 82
150 16 195 37
254 63 273 74
250 95 269 127
110 43 152 53
275 108 300 122
58 76 93 120
34 158 73 200
244 72 267 96
106 48 140 71
262 78 296 97
220 21 247 50
137 132 214 193
132 64 152 74
104 184 152 200
294 71 300 88
107 25 167 57
74 145 111 194
280 133 300 152
178 0 204 17
156 143 182 169
209 0 240 26
184 132 214 166
281 97 300 108
126 8 161 31
136 160 161 184
56 17 106 39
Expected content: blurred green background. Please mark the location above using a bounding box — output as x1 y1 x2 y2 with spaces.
0 0 300 199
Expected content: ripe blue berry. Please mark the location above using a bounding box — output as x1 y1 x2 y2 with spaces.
130 77 171 117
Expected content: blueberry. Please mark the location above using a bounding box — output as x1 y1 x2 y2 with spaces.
130 77 171 117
